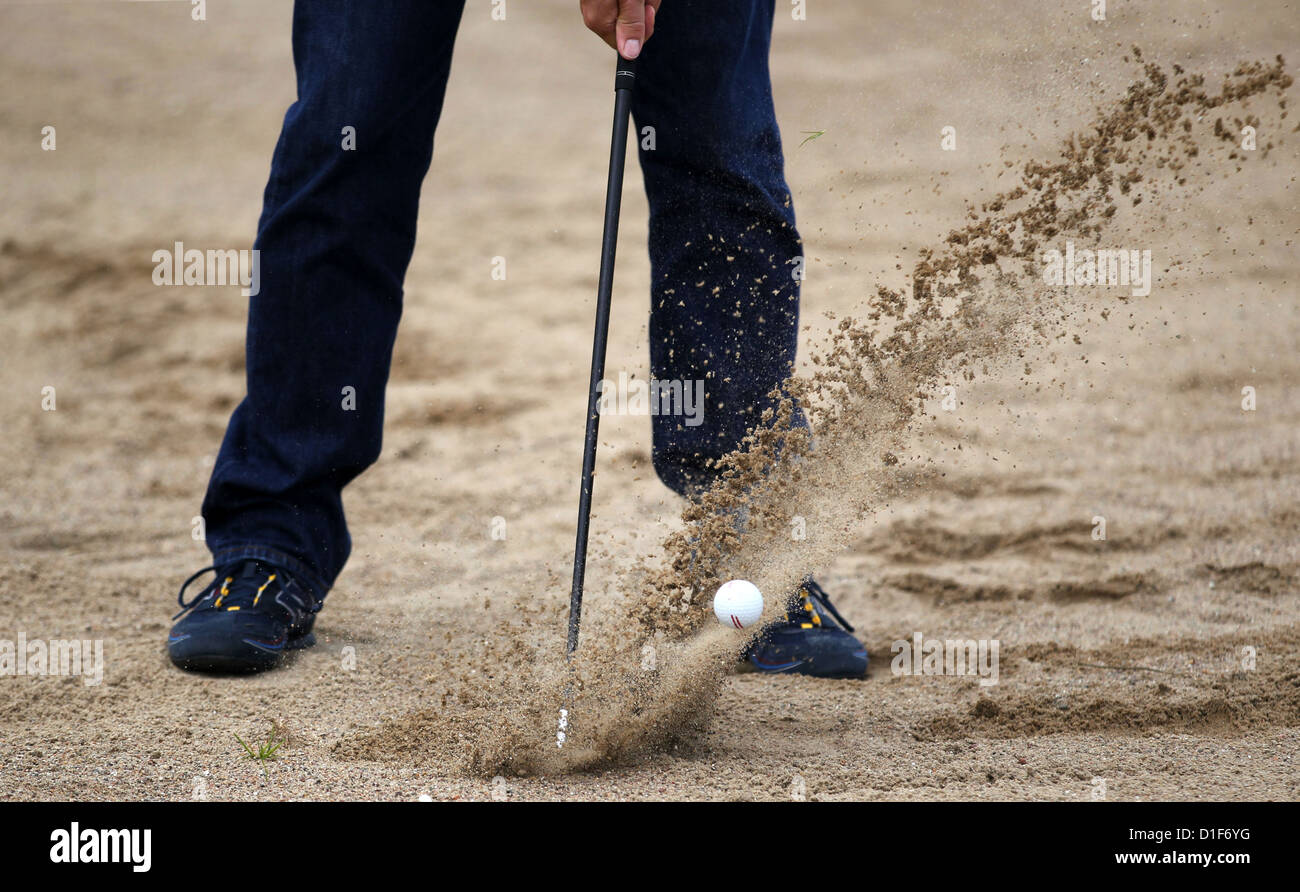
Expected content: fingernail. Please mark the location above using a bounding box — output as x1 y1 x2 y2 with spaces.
623 39 641 59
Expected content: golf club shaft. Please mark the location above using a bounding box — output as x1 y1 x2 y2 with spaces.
567 56 637 654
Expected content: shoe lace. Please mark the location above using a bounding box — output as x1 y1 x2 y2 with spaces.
790 577 855 633
173 561 297 620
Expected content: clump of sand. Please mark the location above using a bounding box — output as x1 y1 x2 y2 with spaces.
334 52 1291 776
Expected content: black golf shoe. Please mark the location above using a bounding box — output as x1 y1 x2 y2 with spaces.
743 578 868 678
168 560 321 673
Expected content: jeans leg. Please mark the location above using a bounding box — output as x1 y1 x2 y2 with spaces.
632 0 805 499
201 0 467 600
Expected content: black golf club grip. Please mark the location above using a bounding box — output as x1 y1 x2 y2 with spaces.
615 55 638 90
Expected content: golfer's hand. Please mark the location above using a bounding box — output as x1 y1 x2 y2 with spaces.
580 0 661 59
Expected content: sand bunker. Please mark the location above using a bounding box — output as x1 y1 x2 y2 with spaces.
336 51 1292 776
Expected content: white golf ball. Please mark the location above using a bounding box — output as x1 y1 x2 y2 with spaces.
713 579 764 629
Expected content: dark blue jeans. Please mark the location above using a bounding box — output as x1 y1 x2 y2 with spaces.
202 0 803 602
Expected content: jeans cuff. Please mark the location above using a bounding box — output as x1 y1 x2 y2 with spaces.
208 543 330 605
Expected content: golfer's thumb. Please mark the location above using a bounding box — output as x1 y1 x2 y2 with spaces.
616 0 646 59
